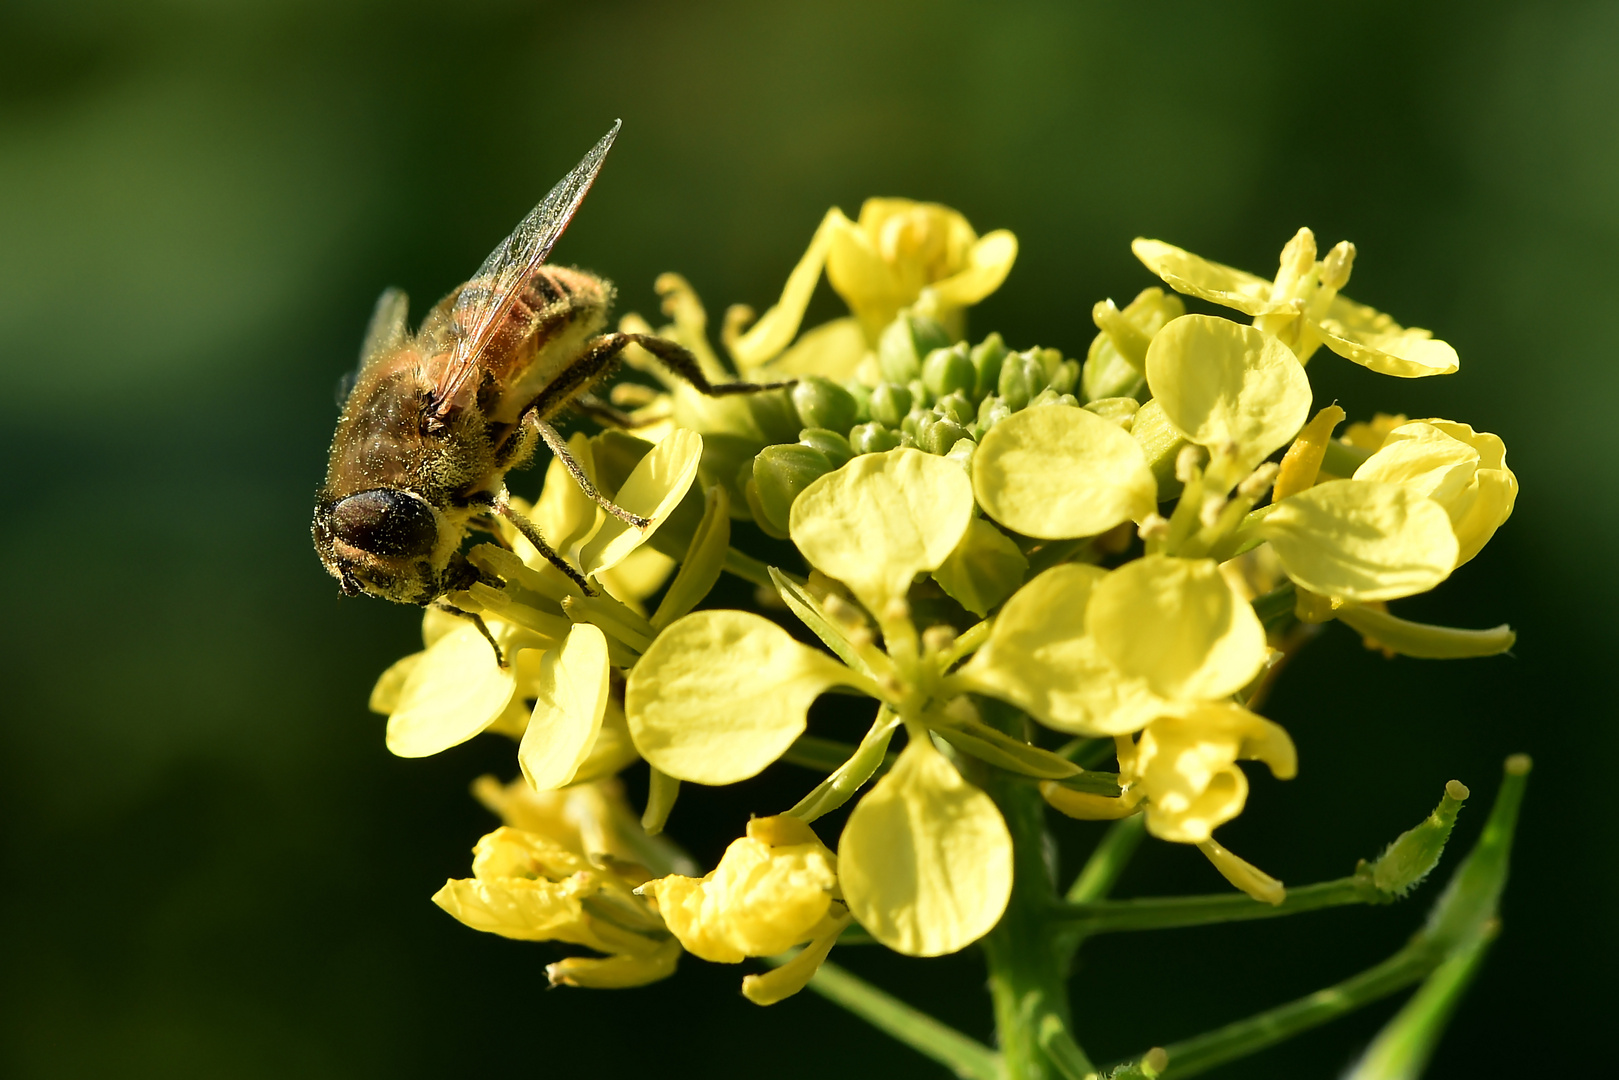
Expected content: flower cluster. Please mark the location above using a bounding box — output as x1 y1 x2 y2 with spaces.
365 205 1516 1012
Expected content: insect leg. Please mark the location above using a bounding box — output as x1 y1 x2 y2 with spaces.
524 415 651 529
486 490 598 597
432 600 507 667
618 333 796 396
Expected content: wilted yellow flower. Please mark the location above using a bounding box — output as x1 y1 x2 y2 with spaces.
727 199 1016 371
1134 228 1459 378
1353 419 1517 567
433 777 689 989
641 815 849 1004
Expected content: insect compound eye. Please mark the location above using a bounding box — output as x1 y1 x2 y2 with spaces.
328 489 440 559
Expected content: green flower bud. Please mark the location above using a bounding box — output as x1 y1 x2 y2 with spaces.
998 350 1049 411
1084 396 1140 429
922 343 975 400
917 413 970 455
849 421 902 455
843 380 873 424
935 389 976 427
907 377 931 407
751 443 834 536
898 430 919 449
868 382 913 427
876 313 951 385
790 376 859 434
698 432 765 517
900 406 930 437
746 387 805 444
1050 357 1080 396
1027 388 1079 409
798 427 854 469
974 395 1012 438
944 435 976 471
970 332 1007 400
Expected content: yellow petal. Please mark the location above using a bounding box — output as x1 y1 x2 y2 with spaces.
1131 238 1292 316
1317 295 1458 377
765 316 870 380
519 622 611 791
1354 419 1516 567
955 564 1168 735
790 448 974 613
1132 705 1296 843
643 816 838 962
580 429 703 576
928 229 1018 306
370 651 423 714
1087 555 1268 701
973 404 1157 539
740 917 846 1005
1198 839 1285 904
1258 480 1458 601
547 941 681 989
531 430 603 560
838 740 1012 957
385 624 517 758
432 875 589 942
1145 314 1313 474
729 207 851 369
625 610 858 785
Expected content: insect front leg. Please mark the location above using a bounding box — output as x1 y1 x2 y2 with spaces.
467 489 597 597
522 414 651 530
432 599 507 667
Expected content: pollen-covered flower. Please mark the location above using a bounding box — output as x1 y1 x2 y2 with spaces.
369 429 710 775
432 776 691 989
1134 227 1459 378
726 199 1017 374
640 815 849 1005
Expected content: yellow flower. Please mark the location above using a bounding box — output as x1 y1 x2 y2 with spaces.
641 815 849 1004
433 776 690 989
1352 419 1517 567
726 199 1017 372
369 430 705 769
626 449 1018 957
1134 228 1459 378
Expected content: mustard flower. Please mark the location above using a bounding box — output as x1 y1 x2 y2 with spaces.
640 815 850 1005
433 776 691 989
1134 227 1459 378
726 199 1017 375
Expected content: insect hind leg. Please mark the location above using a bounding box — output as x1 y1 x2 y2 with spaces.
526 415 650 530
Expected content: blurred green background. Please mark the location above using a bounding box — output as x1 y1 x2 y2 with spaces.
2 1 1608 1076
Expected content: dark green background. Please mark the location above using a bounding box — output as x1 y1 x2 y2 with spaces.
2 1 1606 1076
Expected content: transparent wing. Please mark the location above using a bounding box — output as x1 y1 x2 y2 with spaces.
430 121 621 415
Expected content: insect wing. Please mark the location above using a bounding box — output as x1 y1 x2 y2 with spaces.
337 287 410 407
430 121 621 415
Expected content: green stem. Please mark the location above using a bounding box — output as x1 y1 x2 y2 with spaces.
979 765 1085 1080
794 960 1002 1080
1055 876 1379 935
722 545 776 589
1065 815 1146 904
1146 940 1440 1078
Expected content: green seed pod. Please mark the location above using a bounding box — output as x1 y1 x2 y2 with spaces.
868 382 913 427
798 427 854 469
849 421 902 455
935 389 976 426
752 443 835 536
922 342 975 400
791 375 859 434
971 332 1008 401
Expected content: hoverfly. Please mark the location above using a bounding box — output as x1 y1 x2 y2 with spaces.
313 121 781 620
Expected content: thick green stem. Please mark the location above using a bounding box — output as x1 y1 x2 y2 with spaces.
980 769 1086 1080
